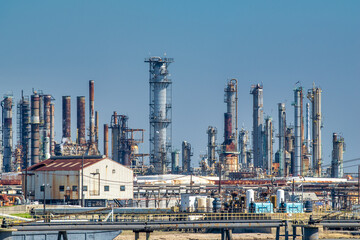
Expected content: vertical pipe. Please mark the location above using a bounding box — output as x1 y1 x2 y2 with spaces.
43 95 51 160
62 96 71 141
305 103 311 155
2 96 13 172
50 103 55 156
207 126 217 170
77 96 86 145
104 124 109 157
89 80 95 144
95 110 99 147
31 94 40 165
265 117 273 174
239 128 248 167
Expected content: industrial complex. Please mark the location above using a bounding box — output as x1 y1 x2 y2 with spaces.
0 56 358 240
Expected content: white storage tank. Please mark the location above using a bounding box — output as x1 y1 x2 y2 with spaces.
246 189 255 209
196 197 207 212
206 197 214 212
277 189 285 208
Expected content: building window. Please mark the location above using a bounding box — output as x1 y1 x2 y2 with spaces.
112 169 116 174
104 186 109 192
72 186 78 192
40 186 44 192
120 185 125 191
59 186 64 192
83 186 88 191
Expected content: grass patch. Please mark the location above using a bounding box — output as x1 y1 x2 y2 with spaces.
10 213 33 219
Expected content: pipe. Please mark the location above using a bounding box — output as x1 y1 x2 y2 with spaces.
104 124 109 157
62 96 71 141
89 80 95 144
77 96 86 145
95 110 99 147
294 87 302 176
31 94 40 165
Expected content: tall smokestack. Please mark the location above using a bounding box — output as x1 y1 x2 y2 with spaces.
104 124 109 157
250 84 264 168
31 93 40 165
278 103 286 177
77 96 86 144
2 96 13 172
50 103 55 156
89 80 95 144
43 95 51 159
62 96 71 141
293 87 302 176
111 111 119 162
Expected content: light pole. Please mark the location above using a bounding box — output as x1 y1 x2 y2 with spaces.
42 183 50 216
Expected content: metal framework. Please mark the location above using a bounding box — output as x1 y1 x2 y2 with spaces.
145 57 173 174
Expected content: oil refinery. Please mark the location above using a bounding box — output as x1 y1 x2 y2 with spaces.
0 57 357 240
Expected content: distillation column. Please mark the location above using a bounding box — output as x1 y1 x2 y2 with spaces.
277 103 286 177
264 117 273 174
19 96 31 169
62 96 71 143
307 87 322 177
239 128 248 168
43 95 51 160
50 103 55 156
145 57 173 174
305 103 311 155
89 80 96 144
182 141 192 174
250 84 264 168
331 133 344 178
31 93 40 165
293 87 302 176
2 96 13 172
207 126 217 170
77 96 86 145
224 79 238 148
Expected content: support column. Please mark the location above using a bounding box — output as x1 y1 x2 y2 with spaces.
276 226 280 240
134 231 139 240
303 225 319 240
146 231 151 240
293 225 297 240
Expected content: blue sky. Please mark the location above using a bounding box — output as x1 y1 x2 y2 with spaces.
0 1 359 172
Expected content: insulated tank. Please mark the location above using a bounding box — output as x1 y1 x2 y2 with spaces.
276 189 285 208
246 189 255 209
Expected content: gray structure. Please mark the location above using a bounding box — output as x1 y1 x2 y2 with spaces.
18 94 31 169
171 150 180 173
224 79 238 148
264 116 273 174
293 87 302 176
331 133 344 178
250 84 264 168
307 86 322 177
145 57 174 174
277 103 286 177
239 128 249 168
182 141 192 174
31 93 40 165
2 95 13 172
207 126 217 170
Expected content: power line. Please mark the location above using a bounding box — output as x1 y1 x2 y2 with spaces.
323 157 360 168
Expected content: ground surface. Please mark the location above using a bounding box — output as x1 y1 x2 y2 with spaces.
114 230 358 240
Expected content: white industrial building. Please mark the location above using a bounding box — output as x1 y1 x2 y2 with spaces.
24 156 133 206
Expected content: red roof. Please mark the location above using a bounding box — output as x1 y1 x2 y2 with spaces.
27 157 105 171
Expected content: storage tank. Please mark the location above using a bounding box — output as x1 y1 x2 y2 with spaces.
246 189 255 209
196 197 206 212
276 189 285 208
206 198 214 212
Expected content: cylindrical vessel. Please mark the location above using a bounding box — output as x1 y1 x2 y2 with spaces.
77 96 86 144
104 124 109 157
276 189 285 208
50 103 55 156
206 197 214 212
2 96 13 172
246 189 255 209
304 200 313 213
31 94 40 165
89 80 95 143
43 95 51 159
171 150 180 173
62 96 71 141
224 113 232 141
213 197 221 213
196 197 206 212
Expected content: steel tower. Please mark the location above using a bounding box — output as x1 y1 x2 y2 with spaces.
145 57 173 174
250 84 264 168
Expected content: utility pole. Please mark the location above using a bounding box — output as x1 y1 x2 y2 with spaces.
81 154 84 207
